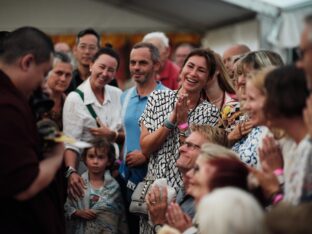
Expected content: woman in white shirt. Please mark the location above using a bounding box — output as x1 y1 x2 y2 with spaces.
63 45 124 199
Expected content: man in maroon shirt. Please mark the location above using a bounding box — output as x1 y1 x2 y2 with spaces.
0 27 65 234
143 32 179 90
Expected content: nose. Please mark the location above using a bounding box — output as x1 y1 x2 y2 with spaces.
244 100 250 111
59 73 67 81
189 68 197 76
186 168 194 179
92 157 99 163
132 62 140 71
179 143 187 153
102 68 109 76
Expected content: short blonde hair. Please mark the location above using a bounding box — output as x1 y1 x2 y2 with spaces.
190 124 227 146
247 67 276 95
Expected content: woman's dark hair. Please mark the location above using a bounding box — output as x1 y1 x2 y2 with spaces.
82 137 115 171
92 43 120 70
182 48 217 78
264 65 309 119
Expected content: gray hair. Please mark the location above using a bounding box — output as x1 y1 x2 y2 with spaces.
142 31 169 48
132 42 160 64
53 51 71 65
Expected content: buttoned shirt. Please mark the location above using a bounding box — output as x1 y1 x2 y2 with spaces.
63 78 122 155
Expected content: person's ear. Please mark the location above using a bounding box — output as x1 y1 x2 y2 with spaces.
154 60 161 72
89 62 93 73
73 45 78 56
20 54 35 71
165 46 171 58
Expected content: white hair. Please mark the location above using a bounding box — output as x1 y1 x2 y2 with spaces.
142 31 169 48
197 187 265 234
158 225 181 234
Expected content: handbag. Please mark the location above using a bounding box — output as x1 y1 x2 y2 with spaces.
129 178 154 216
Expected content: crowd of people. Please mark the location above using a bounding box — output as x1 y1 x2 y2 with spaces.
1 14 312 234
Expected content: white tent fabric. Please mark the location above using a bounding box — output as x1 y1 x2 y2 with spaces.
267 8 312 48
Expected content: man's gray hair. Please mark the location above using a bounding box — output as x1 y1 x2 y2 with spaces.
142 32 169 48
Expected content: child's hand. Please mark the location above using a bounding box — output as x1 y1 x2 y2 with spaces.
74 209 97 220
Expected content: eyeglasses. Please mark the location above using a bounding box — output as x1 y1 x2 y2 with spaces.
77 43 98 52
183 141 201 150
296 46 312 60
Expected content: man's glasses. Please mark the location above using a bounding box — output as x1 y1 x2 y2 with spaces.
78 43 97 52
183 141 201 150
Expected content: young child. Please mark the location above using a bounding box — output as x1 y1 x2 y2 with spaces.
65 137 128 234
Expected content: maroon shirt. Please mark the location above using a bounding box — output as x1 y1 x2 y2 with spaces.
0 70 65 234
156 60 179 90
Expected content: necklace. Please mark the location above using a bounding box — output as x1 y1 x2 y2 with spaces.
207 91 226 110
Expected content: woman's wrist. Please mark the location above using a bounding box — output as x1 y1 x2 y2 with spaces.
164 118 176 130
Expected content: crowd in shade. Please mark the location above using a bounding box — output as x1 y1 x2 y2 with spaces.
1 13 312 234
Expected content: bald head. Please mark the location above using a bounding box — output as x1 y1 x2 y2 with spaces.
54 42 71 54
223 44 251 80
223 44 250 60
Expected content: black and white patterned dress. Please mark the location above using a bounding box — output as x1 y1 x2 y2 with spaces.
139 89 219 233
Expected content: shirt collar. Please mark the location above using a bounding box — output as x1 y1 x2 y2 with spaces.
83 78 112 106
130 81 165 99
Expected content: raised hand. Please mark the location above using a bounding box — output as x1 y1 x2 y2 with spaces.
258 136 283 172
146 185 168 225
166 202 192 232
126 150 148 167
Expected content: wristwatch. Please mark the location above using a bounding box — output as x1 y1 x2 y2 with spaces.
65 166 77 178
153 224 163 234
179 128 191 138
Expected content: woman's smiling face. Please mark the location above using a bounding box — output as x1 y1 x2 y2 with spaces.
180 55 210 93
244 80 266 125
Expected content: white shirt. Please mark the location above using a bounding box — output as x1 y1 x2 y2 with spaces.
63 78 122 154
284 135 312 205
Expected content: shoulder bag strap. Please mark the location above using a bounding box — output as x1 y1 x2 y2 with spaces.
74 89 100 127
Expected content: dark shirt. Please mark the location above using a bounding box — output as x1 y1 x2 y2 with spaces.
0 70 65 234
65 68 83 94
176 187 195 219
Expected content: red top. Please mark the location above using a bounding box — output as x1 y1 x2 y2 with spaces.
156 60 179 90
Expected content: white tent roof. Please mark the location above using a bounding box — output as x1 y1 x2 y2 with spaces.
0 0 311 34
